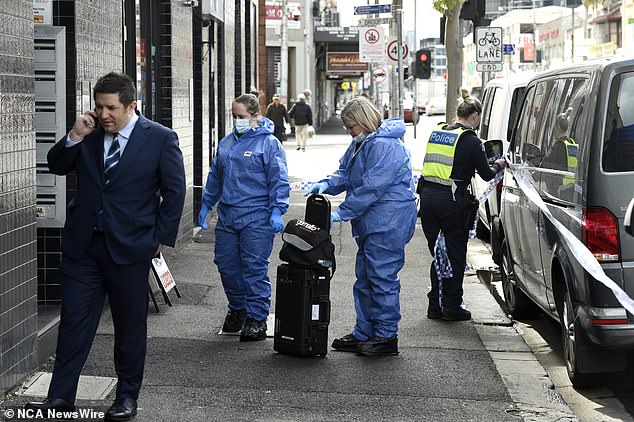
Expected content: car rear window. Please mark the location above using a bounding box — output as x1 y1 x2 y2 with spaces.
603 72 634 172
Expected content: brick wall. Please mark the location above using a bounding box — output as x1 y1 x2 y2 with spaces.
0 0 38 393
159 0 195 249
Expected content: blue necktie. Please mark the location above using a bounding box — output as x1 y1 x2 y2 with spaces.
104 132 120 184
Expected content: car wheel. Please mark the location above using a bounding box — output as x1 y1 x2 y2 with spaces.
500 238 536 318
560 290 602 388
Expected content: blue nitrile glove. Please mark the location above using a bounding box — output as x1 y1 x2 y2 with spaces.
198 204 210 230
270 208 285 233
330 211 342 227
304 181 329 197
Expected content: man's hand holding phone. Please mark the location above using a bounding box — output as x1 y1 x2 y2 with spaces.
69 110 99 142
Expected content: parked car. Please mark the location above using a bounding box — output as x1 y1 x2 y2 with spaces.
425 97 446 116
470 72 533 260
499 57 634 388
403 98 418 124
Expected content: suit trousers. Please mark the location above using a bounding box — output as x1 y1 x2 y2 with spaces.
419 185 469 310
48 231 151 402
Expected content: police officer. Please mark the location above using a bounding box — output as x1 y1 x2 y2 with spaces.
419 90 506 321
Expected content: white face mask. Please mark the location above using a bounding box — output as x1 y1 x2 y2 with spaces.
234 118 251 134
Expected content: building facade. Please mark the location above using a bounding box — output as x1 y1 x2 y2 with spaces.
1 0 261 394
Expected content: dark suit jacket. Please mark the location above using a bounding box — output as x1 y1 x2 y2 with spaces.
47 112 186 265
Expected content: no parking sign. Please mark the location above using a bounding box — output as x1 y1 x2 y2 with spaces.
373 67 387 84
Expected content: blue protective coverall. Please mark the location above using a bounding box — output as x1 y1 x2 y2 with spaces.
201 117 290 321
320 118 417 340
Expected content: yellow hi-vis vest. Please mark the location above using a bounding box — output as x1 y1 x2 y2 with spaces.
421 124 475 186
562 138 578 187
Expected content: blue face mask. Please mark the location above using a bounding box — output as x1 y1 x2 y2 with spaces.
234 118 252 134
353 132 368 144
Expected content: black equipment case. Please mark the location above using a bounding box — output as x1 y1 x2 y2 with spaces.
274 194 334 357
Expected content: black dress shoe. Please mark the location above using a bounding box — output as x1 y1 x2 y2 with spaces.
25 397 75 412
356 336 399 356
441 307 472 321
331 334 362 352
105 398 137 421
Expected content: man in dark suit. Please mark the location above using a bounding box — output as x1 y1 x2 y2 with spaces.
26 72 186 421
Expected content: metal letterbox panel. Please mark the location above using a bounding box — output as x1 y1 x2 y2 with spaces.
34 26 66 228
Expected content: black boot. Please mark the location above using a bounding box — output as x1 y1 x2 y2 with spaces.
239 317 267 341
222 309 246 333
332 334 362 352
356 336 399 356
441 307 472 321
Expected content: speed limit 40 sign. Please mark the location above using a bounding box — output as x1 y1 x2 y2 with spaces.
387 38 408 62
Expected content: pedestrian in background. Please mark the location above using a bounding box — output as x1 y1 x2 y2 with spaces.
26 72 186 421
198 93 290 341
307 96 417 356
303 88 312 105
289 93 313 151
266 94 289 144
419 89 506 322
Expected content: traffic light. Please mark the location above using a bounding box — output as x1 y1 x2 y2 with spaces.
414 49 432 79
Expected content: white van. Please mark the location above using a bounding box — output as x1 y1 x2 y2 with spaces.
471 72 533 261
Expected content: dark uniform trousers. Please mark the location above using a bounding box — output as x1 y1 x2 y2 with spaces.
49 231 150 403
419 184 469 310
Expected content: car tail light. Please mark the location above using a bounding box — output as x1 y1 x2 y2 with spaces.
496 180 503 192
583 207 620 262
589 318 629 325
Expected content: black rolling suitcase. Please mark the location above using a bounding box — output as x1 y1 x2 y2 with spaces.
274 194 335 357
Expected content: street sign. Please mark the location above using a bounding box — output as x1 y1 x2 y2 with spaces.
475 26 503 64
502 43 515 55
476 63 502 72
358 17 391 26
386 38 408 62
359 27 385 63
373 67 387 84
354 4 391 15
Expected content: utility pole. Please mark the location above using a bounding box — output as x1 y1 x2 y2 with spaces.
305 0 313 100
390 0 403 118
413 0 417 139
280 0 289 106
396 8 404 119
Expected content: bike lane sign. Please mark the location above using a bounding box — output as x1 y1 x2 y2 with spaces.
475 26 502 64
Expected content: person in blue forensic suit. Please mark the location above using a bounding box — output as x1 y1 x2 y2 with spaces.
307 96 417 356
198 93 290 341
26 72 186 421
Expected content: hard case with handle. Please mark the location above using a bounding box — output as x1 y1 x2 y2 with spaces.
274 194 333 357
273 264 331 357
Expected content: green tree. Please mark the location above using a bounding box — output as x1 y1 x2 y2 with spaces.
433 0 465 123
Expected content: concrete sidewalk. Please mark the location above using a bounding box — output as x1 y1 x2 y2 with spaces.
1 126 576 421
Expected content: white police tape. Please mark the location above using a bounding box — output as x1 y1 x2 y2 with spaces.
506 160 634 315
291 176 423 192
